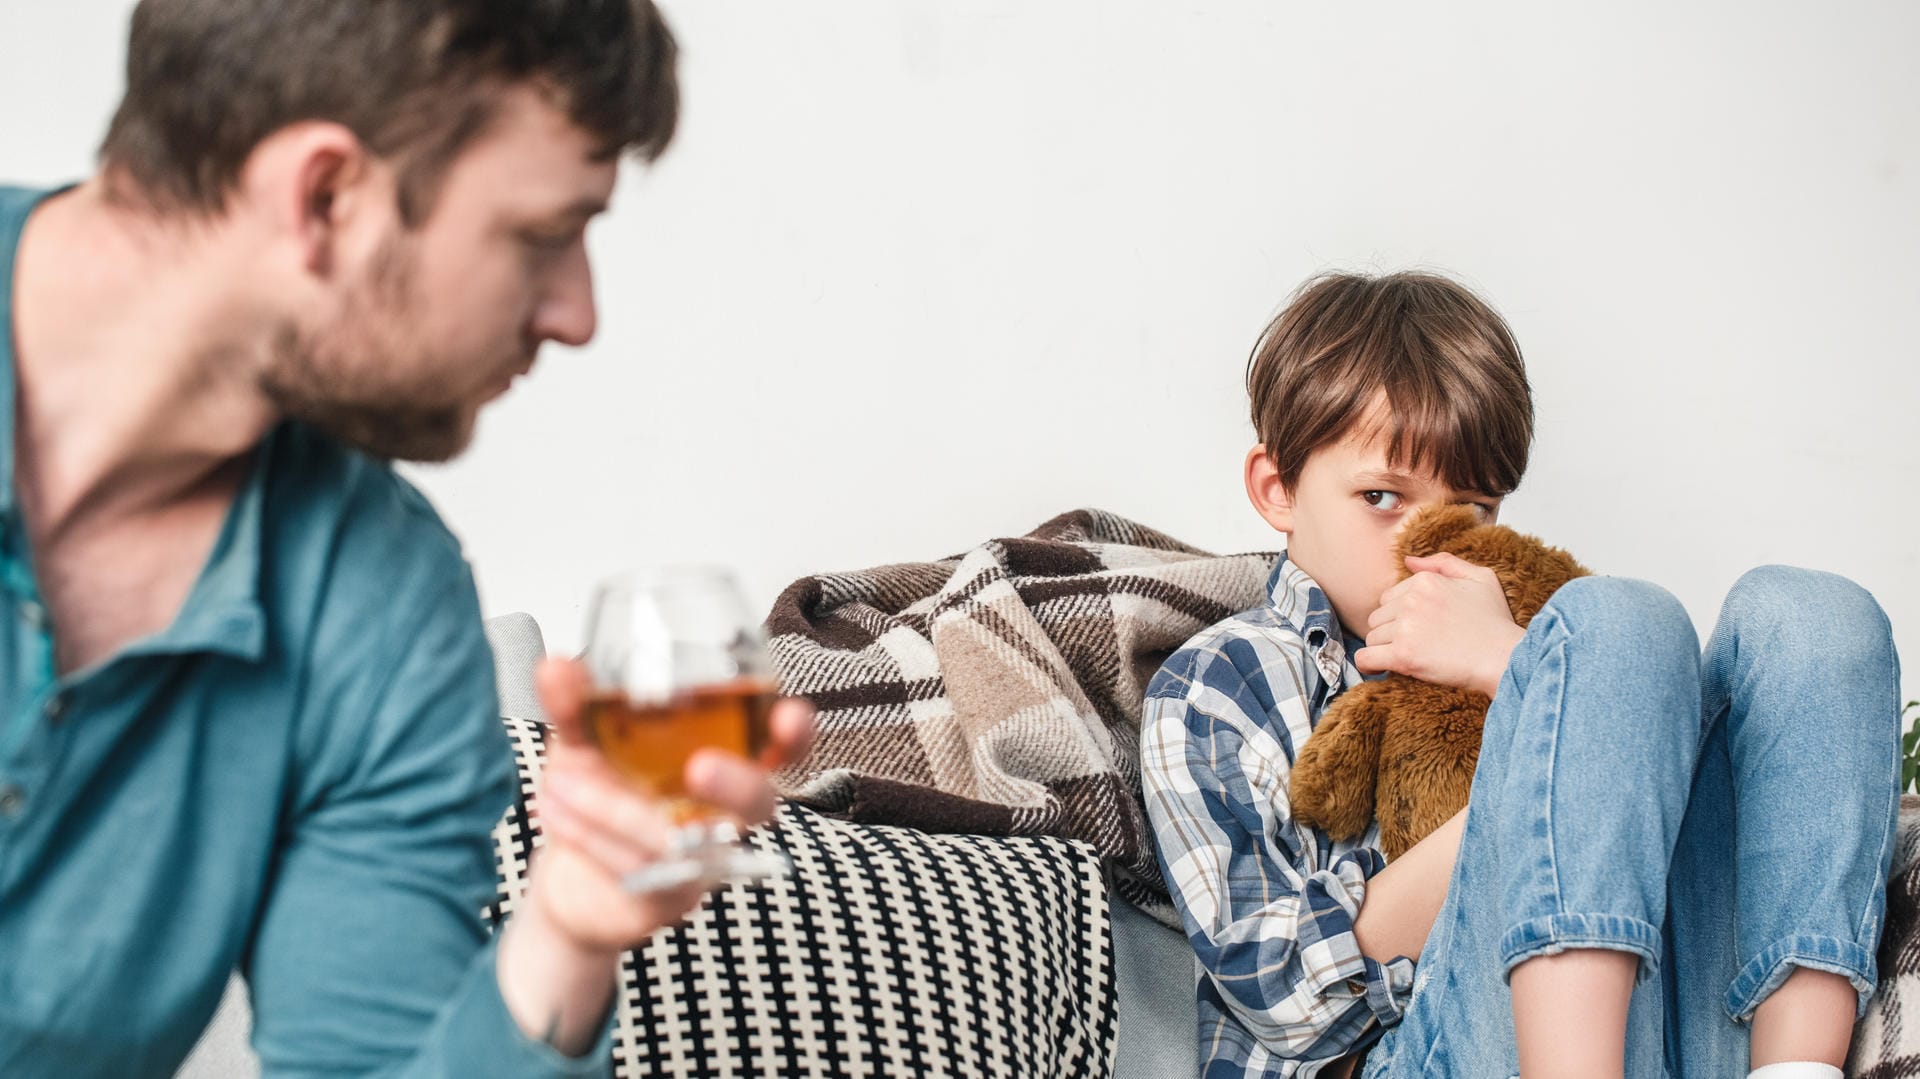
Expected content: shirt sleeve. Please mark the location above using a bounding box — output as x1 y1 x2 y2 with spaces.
242 570 611 1079
1140 643 1415 1074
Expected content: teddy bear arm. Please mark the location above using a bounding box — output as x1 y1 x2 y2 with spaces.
1289 682 1392 841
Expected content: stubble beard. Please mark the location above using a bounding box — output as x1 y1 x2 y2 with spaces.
258 233 480 463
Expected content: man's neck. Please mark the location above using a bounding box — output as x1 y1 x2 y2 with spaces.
10 180 280 541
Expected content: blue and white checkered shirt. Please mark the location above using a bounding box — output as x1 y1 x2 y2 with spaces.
1141 552 1417 1077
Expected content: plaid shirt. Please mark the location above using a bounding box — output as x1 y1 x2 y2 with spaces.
1141 552 1416 1077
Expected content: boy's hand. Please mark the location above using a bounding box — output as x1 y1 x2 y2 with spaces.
1354 552 1526 698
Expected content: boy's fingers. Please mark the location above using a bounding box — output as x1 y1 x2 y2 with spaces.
537 658 594 746
1405 552 1479 579
1376 579 1411 613
1353 643 1394 674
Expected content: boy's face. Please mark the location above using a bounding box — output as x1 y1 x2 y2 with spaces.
1247 421 1502 636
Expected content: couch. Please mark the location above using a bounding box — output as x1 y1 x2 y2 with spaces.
171 610 1920 1078
175 612 1200 1078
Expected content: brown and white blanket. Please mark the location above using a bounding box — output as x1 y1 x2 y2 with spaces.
765 508 1274 917
1848 796 1920 1076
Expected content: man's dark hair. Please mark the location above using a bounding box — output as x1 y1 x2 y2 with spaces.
99 0 679 224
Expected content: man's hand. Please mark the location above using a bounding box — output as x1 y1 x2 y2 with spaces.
1353 552 1526 698
497 658 815 1053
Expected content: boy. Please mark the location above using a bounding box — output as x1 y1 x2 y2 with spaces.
1140 272 1896 1078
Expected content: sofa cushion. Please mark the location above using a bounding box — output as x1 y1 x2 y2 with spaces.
1112 897 1198 1079
489 712 1119 1077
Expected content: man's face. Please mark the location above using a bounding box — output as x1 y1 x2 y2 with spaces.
1280 425 1502 636
262 86 618 461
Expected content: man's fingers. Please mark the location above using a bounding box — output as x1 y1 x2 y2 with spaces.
766 697 816 769
540 760 676 854
686 750 779 826
535 785 668 878
537 658 593 745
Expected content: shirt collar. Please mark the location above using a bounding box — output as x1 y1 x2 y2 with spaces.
1266 549 1364 689
122 439 271 664
2 184 268 665
1265 549 1342 646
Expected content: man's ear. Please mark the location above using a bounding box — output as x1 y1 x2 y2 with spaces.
238 121 378 280
1245 445 1294 534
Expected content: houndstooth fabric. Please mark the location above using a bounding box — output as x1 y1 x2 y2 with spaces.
1848 797 1920 1077
764 508 1274 920
485 714 1119 1079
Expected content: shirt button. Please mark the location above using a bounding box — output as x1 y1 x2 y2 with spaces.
43 695 65 722
19 601 47 630
0 784 25 817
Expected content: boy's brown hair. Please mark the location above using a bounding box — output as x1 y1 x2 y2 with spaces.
1247 271 1534 497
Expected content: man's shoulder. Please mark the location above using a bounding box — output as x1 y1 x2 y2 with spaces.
258 424 487 699
1145 602 1311 705
261 427 500 780
0 185 42 217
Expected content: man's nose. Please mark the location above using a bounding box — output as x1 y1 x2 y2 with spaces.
532 245 598 347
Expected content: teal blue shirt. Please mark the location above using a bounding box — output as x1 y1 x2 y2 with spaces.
0 186 604 1078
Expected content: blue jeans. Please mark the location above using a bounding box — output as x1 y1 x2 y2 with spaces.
1361 567 1902 1078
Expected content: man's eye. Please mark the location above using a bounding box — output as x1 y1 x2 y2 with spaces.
523 230 578 253
1361 491 1403 511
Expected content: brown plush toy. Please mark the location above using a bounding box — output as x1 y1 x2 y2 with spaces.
1289 504 1591 860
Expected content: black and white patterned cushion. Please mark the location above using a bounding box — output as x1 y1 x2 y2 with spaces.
486 714 1120 1078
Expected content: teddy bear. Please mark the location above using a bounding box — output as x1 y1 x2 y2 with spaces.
1288 503 1591 860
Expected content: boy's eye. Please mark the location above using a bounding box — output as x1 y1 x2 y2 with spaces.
1361 491 1403 511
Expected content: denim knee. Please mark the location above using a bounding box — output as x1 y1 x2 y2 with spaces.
1533 575 1699 661
1721 565 1894 658
1508 576 1701 752
1712 566 1900 728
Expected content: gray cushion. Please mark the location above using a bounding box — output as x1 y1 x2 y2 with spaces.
172 977 255 1079
1111 897 1200 1079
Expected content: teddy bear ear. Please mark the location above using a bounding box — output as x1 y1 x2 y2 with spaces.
1396 503 1486 560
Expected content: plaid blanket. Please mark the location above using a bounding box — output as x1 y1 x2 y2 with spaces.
1848 796 1920 1077
764 509 1274 917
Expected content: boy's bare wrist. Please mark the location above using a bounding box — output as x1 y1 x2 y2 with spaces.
1479 622 1527 698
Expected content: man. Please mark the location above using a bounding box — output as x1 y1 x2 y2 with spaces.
0 1 812 1074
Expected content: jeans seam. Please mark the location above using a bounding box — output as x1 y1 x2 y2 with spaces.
1854 622 1901 945
1544 629 1567 917
1857 769 1896 945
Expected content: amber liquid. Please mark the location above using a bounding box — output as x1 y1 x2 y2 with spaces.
583 678 777 813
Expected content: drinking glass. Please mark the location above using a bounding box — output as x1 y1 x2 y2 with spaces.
579 566 789 892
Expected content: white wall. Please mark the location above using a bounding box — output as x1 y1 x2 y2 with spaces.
7 2 1918 702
